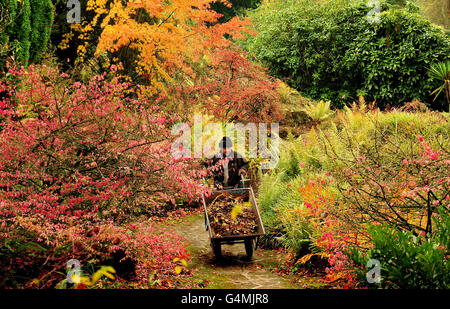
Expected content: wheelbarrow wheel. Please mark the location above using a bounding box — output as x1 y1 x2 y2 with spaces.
212 240 222 258
244 239 253 259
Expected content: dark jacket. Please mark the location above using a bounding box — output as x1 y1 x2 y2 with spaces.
204 150 249 188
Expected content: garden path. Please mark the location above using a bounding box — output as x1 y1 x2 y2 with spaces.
171 213 316 289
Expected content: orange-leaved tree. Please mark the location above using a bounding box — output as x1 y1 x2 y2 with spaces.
63 0 254 95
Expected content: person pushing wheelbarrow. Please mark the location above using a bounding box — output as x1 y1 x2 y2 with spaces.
202 136 249 233
203 136 249 189
201 137 264 258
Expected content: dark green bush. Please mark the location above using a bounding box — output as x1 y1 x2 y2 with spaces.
348 211 449 289
0 0 53 67
243 0 450 109
0 0 31 63
210 0 261 23
29 0 54 63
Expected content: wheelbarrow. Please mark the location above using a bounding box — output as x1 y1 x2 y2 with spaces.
201 183 265 259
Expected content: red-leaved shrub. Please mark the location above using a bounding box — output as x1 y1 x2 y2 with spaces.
0 64 206 288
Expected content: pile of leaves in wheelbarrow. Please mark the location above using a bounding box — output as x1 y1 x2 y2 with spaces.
207 192 259 237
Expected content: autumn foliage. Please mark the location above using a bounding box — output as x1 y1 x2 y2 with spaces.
285 176 358 287
61 0 254 95
321 123 450 237
0 64 206 288
0 0 290 289
171 46 282 123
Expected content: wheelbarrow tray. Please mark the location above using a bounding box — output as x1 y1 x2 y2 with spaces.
202 187 266 241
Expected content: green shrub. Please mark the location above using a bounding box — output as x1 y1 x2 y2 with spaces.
348 211 449 288
243 0 450 109
376 110 450 137
257 136 330 255
258 172 314 256
301 100 335 127
0 0 53 68
29 0 54 63
8 0 31 62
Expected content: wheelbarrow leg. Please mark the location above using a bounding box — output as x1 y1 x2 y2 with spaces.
212 240 221 258
244 239 254 259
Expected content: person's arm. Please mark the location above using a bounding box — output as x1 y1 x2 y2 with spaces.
205 157 225 189
237 157 249 177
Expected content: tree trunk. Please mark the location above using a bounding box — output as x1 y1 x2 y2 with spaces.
445 79 450 112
